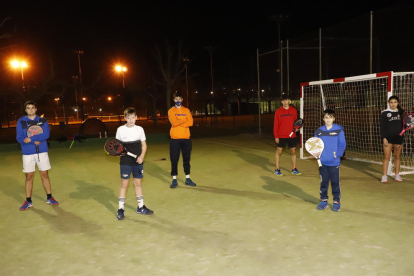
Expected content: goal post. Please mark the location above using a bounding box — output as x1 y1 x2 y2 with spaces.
300 71 414 175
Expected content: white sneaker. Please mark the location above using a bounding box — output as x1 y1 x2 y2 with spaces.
395 174 403 182
381 175 388 183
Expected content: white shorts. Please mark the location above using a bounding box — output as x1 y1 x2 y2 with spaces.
22 152 51 173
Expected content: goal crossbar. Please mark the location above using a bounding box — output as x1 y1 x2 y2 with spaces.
300 71 414 175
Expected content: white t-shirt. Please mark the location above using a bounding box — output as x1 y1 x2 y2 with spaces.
116 125 146 142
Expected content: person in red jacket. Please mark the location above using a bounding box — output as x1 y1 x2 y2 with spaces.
273 94 301 176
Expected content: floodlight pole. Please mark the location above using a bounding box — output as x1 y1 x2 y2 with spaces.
319 28 322 80
280 40 283 95
257 48 261 137
370 11 373 74
76 50 84 121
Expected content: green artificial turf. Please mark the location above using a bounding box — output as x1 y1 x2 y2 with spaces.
0 135 413 276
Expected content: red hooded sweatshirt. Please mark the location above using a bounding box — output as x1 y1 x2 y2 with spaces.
273 105 297 138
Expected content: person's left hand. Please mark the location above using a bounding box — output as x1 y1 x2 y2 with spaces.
34 141 41 146
137 156 144 164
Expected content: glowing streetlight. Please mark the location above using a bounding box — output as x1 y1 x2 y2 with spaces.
107 97 112 101
82 97 86 101
10 60 28 91
115 65 127 88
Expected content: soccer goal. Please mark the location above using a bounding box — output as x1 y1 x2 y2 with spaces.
300 71 414 175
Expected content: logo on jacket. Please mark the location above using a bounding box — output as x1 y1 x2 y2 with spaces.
329 132 338 136
387 113 392 117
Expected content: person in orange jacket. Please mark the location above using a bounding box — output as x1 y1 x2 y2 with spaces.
168 92 197 188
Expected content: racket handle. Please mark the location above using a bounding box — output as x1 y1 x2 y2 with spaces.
36 145 39 154
317 159 322 167
289 131 293 137
127 152 138 159
399 129 405 136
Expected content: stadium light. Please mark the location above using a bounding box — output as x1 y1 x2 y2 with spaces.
10 59 28 91
115 65 127 88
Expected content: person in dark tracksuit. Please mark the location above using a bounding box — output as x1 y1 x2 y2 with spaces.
314 109 346 212
168 93 196 188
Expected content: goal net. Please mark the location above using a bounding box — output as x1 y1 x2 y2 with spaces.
300 71 414 175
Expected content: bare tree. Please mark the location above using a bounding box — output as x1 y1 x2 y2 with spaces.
153 40 186 110
0 16 15 40
145 79 163 128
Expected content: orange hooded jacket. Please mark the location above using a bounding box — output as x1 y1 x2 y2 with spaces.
168 106 193 139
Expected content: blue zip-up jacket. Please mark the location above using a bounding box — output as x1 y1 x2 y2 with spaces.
16 116 50 155
314 124 346 166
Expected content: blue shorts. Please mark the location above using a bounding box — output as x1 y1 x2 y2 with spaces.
120 164 144 179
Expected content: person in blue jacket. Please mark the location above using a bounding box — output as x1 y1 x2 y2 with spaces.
314 109 346 212
16 101 59 211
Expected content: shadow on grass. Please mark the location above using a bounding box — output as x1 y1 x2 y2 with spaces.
0 177 25 204
261 176 319 204
182 185 286 201
32 206 103 236
232 149 294 174
69 180 136 213
144 161 171 186
232 149 274 172
341 159 383 182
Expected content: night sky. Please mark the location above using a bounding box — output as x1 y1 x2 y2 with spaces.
0 0 410 94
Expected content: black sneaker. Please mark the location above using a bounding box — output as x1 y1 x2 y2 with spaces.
137 205 154 215
117 209 125 220
185 178 196 187
170 179 178 188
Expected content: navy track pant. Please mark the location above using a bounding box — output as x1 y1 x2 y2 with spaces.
170 139 192 176
319 165 341 202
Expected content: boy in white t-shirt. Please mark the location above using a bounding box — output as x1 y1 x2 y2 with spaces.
115 107 153 220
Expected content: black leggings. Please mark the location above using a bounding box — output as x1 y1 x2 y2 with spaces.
170 139 192 176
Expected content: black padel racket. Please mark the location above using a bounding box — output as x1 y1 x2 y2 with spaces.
399 113 414 136
104 138 137 159
289 118 304 137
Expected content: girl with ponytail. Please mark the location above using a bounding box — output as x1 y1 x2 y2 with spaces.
380 96 404 183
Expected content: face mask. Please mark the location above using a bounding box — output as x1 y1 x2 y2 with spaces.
175 101 182 106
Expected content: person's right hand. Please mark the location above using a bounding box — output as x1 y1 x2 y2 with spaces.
383 138 388 146
275 138 279 144
34 141 41 146
24 137 31 144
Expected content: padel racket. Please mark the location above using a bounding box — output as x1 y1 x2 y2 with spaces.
399 113 414 136
27 125 43 154
289 118 304 137
104 138 137 159
305 137 324 167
